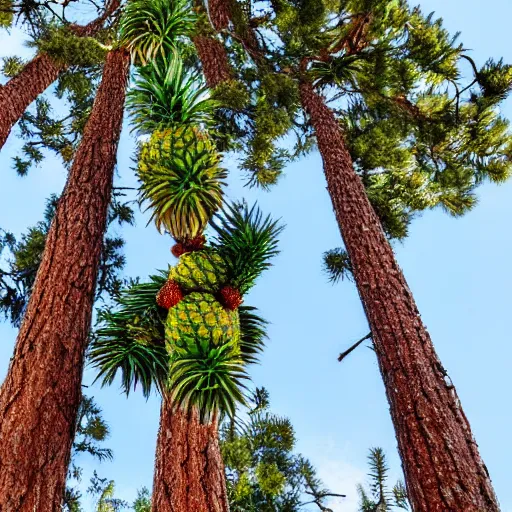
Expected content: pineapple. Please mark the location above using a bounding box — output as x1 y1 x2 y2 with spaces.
165 291 240 349
137 126 227 241
168 249 228 293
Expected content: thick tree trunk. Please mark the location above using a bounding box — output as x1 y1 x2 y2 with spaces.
193 35 232 88
0 49 129 511
0 53 61 150
0 0 120 152
152 399 229 512
300 80 500 511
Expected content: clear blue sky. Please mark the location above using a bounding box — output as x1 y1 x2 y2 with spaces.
1 1 511 510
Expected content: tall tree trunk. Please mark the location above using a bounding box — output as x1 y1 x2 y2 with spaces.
0 49 129 511
152 398 229 512
0 53 61 150
299 80 500 511
0 0 120 152
193 35 232 88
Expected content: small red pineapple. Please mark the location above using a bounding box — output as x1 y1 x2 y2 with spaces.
156 280 184 309
219 286 243 311
171 243 185 258
171 235 206 258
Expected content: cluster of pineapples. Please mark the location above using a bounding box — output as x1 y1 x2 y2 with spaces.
90 44 281 420
134 79 281 418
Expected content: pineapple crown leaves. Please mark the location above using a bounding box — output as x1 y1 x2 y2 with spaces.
238 305 268 366
88 271 170 398
209 201 283 295
119 0 195 66
128 54 217 135
137 127 227 241
168 335 249 423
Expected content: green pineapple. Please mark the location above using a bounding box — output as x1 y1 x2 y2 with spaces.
165 291 240 349
138 126 226 241
168 249 228 293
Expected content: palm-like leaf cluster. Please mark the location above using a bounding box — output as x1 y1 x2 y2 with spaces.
168 337 249 422
89 272 169 398
238 306 267 365
210 202 283 294
119 0 194 65
128 56 217 135
138 127 227 240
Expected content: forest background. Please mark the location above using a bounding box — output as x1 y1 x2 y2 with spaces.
0 0 510 510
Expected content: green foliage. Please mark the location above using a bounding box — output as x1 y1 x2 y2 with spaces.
357 448 409 511
323 247 353 283
16 67 101 175
0 0 13 28
214 0 512 237
35 25 108 67
221 389 344 510
1 56 23 77
87 473 128 512
137 126 226 241
63 395 116 512
128 55 216 135
89 272 170 398
132 488 151 512
119 0 194 65
238 306 268 365
168 336 249 422
0 195 131 327
210 202 283 294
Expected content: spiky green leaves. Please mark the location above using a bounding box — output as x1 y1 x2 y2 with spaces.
168 337 248 422
89 273 169 397
210 202 283 295
119 0 194 65
137 126 226 241
128 55 217 135
238 306 267 365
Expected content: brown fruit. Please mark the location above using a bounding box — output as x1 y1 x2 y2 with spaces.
156 280 184 309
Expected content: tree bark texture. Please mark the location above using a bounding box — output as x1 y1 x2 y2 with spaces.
152 399 229 512
299 80 500 512
0 53 61 150
207 0 231 31
0 49 129 512
0 0 121 152
193 35 232 88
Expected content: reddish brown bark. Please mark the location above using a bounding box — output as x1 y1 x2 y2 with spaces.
0 49 129 511
152 399 229 512
193 35 232 88
0 0 121 151
0 53 61 150
300 80 500 512
208 0 231 31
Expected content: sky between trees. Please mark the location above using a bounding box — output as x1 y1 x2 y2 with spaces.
0 0 511 510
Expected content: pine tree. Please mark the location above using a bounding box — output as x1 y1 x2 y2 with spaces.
197 0 512 508
357 448 409 512
0 0 120 151
221 388 346 511
0 47 130 510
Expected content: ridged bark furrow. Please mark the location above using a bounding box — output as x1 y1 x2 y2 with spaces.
0 53 61 150
152 399 229 512
0 49 130 511
208 0 231 31
299 80 499 512
193 35 232 88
